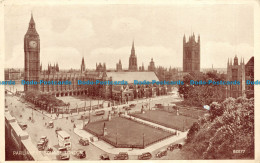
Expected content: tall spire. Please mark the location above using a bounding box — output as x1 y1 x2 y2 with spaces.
131 40 135 56
26 12 38 36
82 57 85 65
29 12 35 25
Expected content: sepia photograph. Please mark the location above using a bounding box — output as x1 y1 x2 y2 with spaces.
3 0 258 161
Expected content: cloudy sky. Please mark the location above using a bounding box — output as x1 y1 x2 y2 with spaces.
4 4 254 70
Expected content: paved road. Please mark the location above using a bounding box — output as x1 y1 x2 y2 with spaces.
6 95 106 160
6 89 186 160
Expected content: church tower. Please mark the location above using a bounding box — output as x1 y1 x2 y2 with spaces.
81 57 86 73
128 41 138 71
183 33 200 73
24 13 40 91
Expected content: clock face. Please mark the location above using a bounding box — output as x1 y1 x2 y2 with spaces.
29 41 37 48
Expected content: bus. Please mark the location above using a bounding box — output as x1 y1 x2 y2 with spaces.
57 130 72 150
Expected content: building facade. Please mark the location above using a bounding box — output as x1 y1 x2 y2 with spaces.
23 14 167 102
183 33 200 73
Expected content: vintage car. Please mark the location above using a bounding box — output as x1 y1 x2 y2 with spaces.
80 114 88 120
37 136 48 151
125 107 132 111
79 138 89 146
100 154 110 160
58 147 70 160
122 106 129 109
95 110 105 116
155 103 163 108
18 122 27 130
114 152 129 160
156 149 167 158
138 152 152 160
129 104 136 107
47 121 54 128
167 143 183 151
75 149 86 159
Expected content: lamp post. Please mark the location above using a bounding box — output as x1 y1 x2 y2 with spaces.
143 133 145 148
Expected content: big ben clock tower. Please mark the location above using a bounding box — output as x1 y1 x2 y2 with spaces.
24 13 40 91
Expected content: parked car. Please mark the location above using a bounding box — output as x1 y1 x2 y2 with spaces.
47 121 54 128
155 103 163 108
18 122 27 130
75 149 86 159
122 106 129 109
37 136 48 151
138 152 152 160
58 147 70 160
129 104 136 107
125 107 131 111
167 143 183 151
156 149 167 158
79 138 89 146
114 152 129 160
80 114 88 120
100 154 110 160
95 110 105 116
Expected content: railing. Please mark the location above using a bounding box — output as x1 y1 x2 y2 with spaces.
84 116 176 149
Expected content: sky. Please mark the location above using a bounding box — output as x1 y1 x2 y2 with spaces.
4 4 254 70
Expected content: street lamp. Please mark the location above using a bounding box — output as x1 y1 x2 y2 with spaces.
143 133 145 148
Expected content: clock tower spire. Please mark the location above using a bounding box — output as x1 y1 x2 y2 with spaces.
24 13 40 91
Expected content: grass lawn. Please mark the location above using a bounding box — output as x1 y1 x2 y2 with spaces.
85 117 173 146
131 110 198 131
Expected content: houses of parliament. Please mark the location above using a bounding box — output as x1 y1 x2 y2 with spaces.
22 14 168 102
5 14 253 100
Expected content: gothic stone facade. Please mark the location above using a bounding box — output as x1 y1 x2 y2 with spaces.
183 33 200 73
24 14 167 101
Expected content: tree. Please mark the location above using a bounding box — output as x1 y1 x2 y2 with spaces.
183 97 254 159
178 72 226 107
